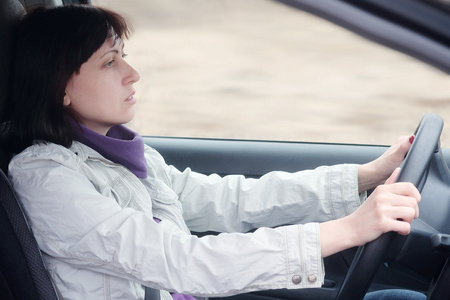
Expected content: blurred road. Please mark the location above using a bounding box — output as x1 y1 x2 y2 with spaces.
93 0 450 146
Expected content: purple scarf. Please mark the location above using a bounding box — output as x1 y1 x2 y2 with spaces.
72 123 196 300
72 123 148 178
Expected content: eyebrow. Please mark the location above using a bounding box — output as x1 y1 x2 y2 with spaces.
100 43 125 58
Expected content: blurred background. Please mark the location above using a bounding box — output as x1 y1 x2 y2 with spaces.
93 0 450 146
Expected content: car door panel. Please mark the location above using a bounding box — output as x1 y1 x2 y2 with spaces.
144 137 386 177
144 136 438 299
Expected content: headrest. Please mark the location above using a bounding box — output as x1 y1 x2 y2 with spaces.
18 0 64 12
0 0 26 122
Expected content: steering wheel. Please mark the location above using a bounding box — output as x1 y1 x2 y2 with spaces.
335 113 444 300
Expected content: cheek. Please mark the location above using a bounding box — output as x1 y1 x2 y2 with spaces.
67 79 104 106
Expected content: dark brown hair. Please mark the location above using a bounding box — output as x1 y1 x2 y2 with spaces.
7 5 131 153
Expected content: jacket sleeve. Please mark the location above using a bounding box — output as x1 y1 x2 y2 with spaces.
9 146 325 296
144 146 364 233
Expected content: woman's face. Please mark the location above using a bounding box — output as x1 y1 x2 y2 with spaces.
64 38 140 135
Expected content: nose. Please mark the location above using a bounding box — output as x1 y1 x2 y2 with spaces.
123 61 140 86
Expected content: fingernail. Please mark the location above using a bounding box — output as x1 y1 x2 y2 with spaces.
409 135 415 144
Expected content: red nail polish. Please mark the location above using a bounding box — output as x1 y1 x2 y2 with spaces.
409 135 415 144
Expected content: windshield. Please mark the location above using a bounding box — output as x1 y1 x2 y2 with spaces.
93 0 450 147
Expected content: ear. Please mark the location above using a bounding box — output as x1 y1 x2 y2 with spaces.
63 93 71 107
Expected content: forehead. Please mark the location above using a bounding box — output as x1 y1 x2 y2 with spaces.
93 38 124 57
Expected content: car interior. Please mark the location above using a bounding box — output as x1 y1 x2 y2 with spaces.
1 0 450 299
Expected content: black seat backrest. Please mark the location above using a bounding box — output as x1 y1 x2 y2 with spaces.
0 169 60 299
0 0 24 173
0 0 24 123
0 0 60 299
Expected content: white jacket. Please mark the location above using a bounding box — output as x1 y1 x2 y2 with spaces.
8 141 363 299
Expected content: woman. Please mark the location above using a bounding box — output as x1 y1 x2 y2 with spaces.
7 4 425 300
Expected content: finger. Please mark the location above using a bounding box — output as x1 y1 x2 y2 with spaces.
382 192 420 211
402 135 414 159
393 221 412 236
385 168 401 184
380 217 413 236
377 181 421 203
389 135 413 161
393 197 420 219
396 135 413 152
387 206 418 223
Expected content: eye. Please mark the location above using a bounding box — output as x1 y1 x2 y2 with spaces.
122 53 128 59
105 59 115 67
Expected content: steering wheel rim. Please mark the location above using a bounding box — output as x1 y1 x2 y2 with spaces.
335 113 444 300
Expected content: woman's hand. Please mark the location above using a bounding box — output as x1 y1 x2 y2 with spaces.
320 169 421 258
358 135 414 193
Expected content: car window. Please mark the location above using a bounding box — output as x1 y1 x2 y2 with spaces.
93 0 450 147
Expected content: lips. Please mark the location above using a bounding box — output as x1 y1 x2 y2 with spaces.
125 91 136 103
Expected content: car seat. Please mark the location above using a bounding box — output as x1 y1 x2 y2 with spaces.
0 1 62 298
